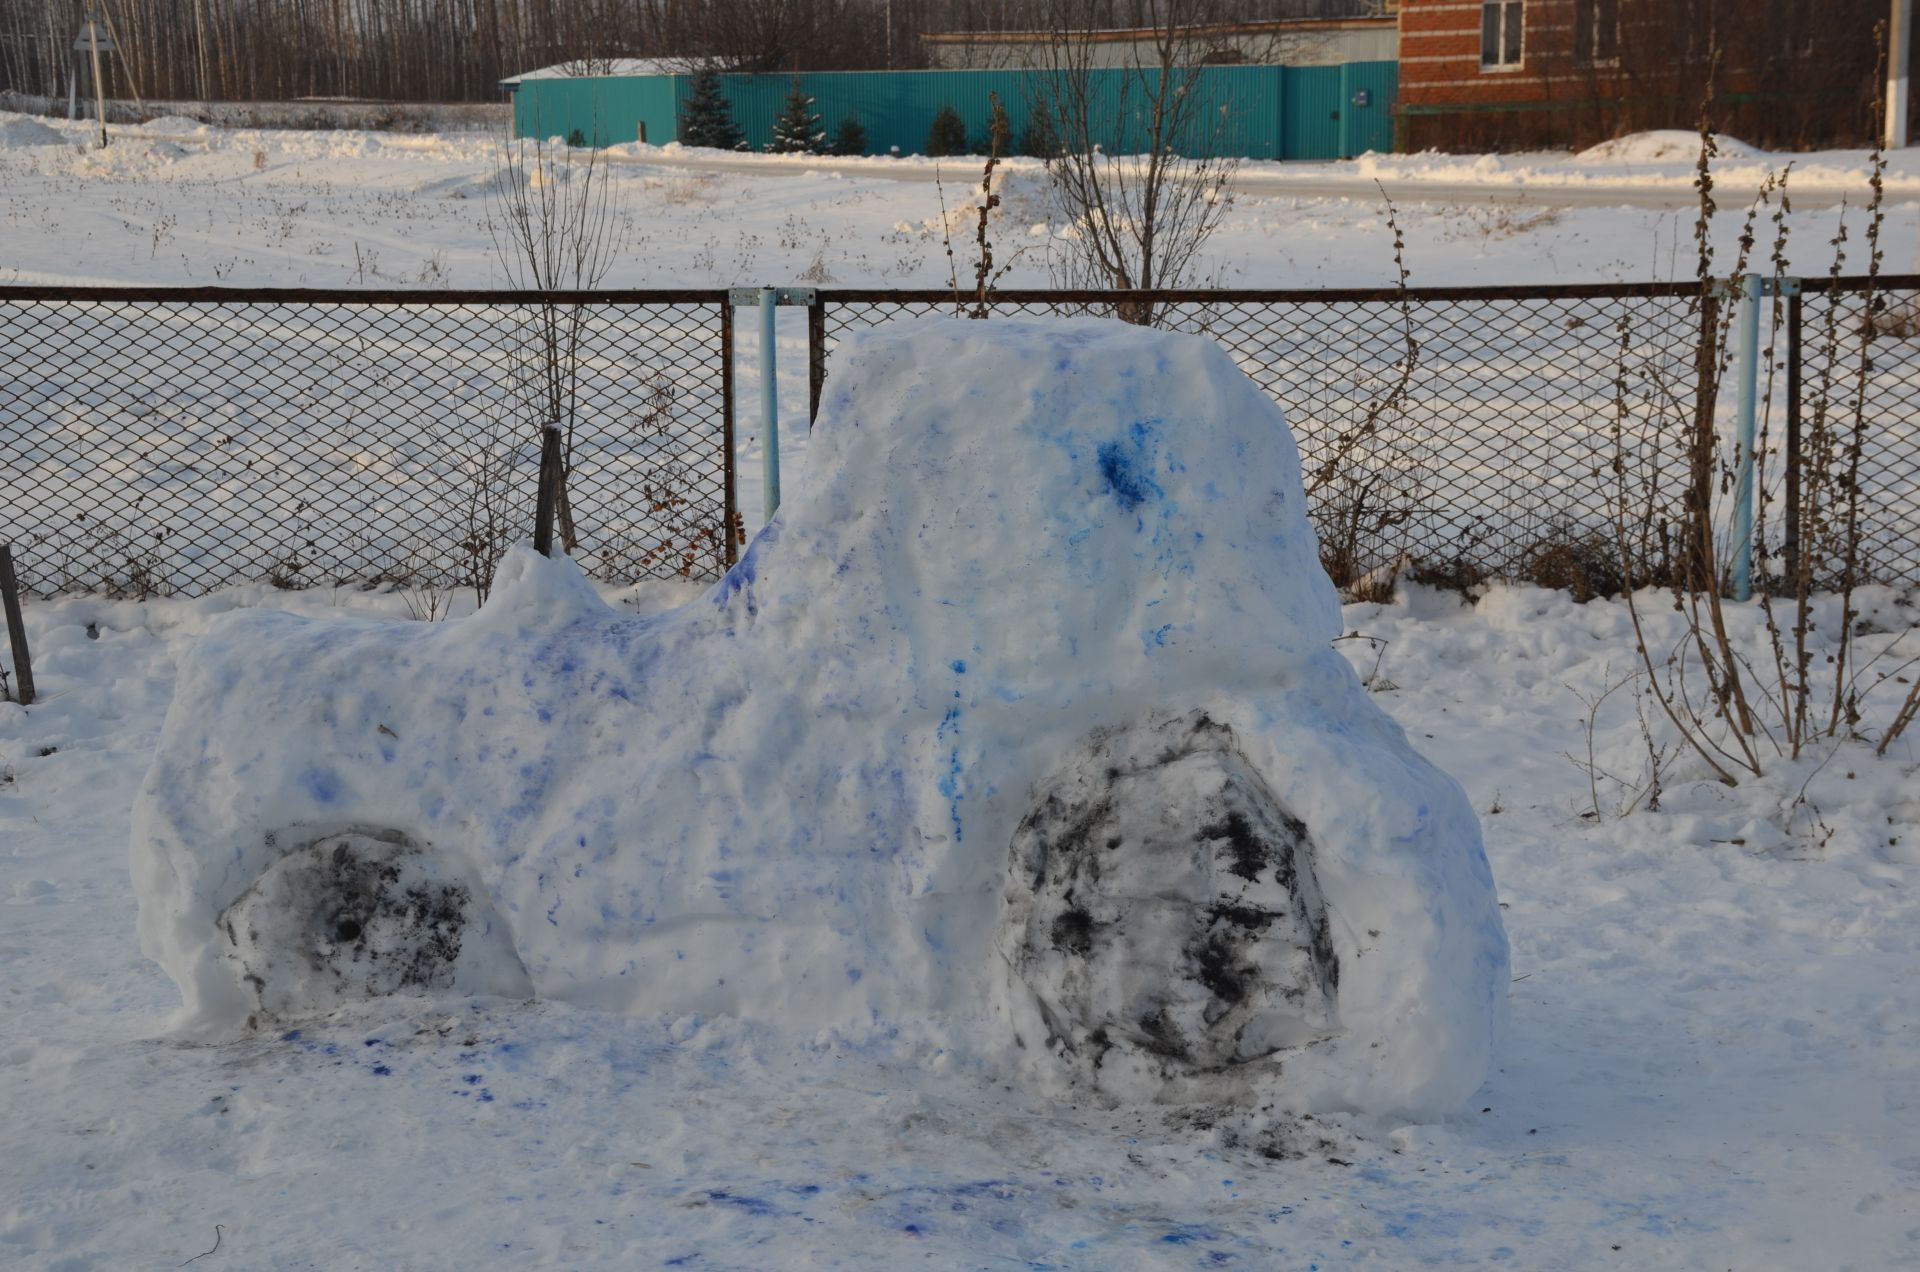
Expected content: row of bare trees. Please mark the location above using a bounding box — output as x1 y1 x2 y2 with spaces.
0 0 1378 101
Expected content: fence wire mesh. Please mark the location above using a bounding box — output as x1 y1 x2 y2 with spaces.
819 283 1920 591
1791 279 1920 586
0 289 734 597
3 282 1915 601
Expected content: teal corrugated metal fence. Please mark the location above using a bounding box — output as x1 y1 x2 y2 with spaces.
1281 66 1342 160
512 62 1399 161
1339 62 1399 157
511 75 679 147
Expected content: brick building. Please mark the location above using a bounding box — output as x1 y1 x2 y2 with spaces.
1394 0 1890 152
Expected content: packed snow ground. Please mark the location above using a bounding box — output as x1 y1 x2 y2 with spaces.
4 576 1918 1268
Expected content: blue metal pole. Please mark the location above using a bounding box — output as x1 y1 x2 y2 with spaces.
760 285 781 521
1731 273 1761 601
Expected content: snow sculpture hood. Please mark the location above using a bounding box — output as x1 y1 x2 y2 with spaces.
131 317 1508 1118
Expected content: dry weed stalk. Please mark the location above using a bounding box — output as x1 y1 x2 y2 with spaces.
1307 186 1423 598
1609 26 1919 786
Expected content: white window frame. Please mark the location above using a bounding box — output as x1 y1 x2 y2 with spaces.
1480 0 1525 72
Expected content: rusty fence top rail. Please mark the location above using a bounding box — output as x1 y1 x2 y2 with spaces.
816 277 1920 305
0 276 1906 307
0 287 734 305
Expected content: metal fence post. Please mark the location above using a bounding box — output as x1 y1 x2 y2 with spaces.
1784 281 1804 586
759 285 781 521
728 286 818 523
719 298 738 568
1731 273 1763 601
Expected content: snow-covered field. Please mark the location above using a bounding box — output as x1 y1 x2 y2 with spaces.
5 112 1920 294
3 115 1920 1270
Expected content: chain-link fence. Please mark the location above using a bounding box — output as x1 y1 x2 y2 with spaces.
4 280 1916 600
1793 277 1920 587
0 288 735 597
816 280 1920 591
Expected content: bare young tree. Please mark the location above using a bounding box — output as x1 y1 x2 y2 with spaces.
486 127 627 555
1031 0 1242 324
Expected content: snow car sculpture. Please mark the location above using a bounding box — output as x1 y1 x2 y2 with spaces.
132 318 1508 1117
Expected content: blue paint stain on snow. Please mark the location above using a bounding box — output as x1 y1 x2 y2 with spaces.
714 522 779 614
705 1190 779 1217
935 706 964 842
1161 1226 1223 1246
370 1064 392 1076
1097 444 1156 510
301 767 346 804
1142 623 1174 652
950 659 967 674
1096 420 1166 511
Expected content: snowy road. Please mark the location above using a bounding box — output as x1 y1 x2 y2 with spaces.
67 116 1920 213
555 148 1895 211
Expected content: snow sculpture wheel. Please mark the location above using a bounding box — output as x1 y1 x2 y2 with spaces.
998 713 1339 1096
217 828 531 1025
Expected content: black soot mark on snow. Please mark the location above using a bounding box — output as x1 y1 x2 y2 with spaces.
999 711 1341 1090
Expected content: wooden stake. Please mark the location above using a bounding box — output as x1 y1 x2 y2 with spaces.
0 544 35 706
533 426 563 558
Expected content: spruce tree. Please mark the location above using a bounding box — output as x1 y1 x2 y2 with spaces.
829 114 868 157
767 79 825 155
926 105 968 157
1019 104 1062 160
678 67 744 151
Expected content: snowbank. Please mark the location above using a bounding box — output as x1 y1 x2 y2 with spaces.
1577 130 1761 163
0 113 66 148
136 114 211 135
130 317 1507 1116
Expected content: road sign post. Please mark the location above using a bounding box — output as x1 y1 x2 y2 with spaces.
73 16 116 148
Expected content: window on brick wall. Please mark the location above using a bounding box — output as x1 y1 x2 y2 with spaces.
1573 0 1619 65
1481 0 1524 69
1778 0 1815 58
